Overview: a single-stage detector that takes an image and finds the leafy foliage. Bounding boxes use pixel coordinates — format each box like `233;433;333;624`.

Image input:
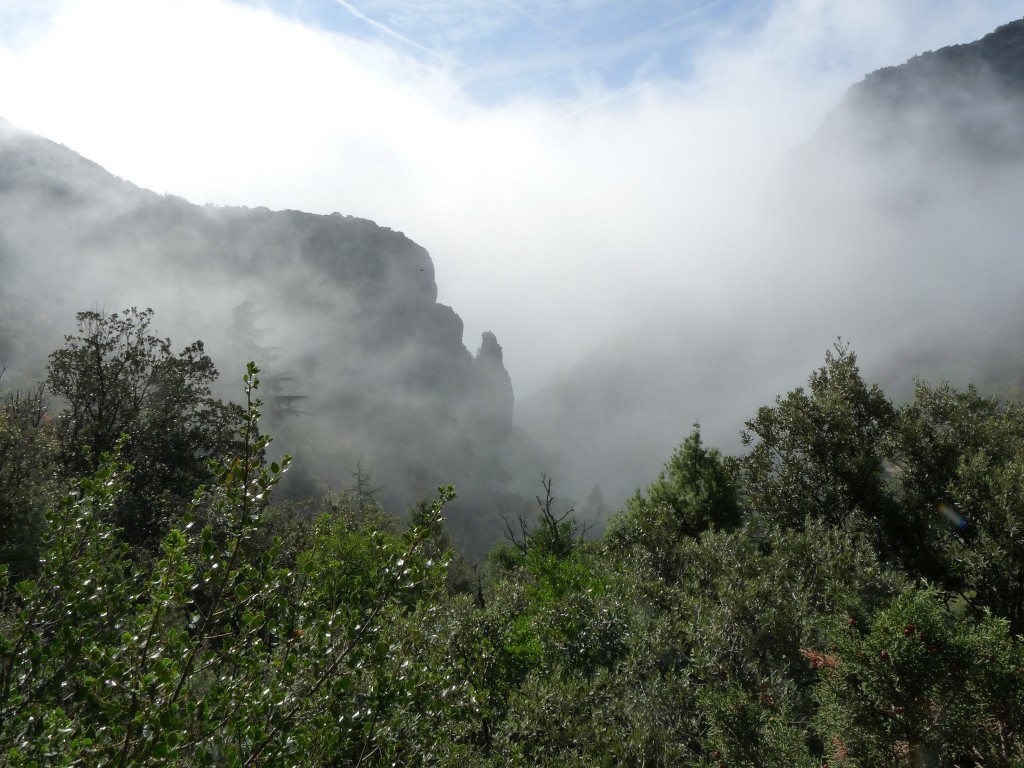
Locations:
3;323;1024;766
888;381;1024;633
0;364;454;766
812;587;1024;766
607;425;740;579
0;382;58;581
46;307;245;551
740;343;900;537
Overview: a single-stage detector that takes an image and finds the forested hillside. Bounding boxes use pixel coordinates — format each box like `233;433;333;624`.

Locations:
2;339;1023;765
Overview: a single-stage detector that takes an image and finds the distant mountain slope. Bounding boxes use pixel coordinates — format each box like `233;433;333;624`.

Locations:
860;17;1024;96
0;117;536;550
813;18;1024;165
798;14;1024;390
518;17;1024;509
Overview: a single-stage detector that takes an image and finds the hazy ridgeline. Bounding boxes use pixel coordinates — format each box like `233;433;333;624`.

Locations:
518;18;1024;506
3;19;1024;552
0;118;546;556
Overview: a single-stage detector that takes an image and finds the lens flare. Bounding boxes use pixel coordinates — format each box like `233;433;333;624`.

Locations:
936;501;967;531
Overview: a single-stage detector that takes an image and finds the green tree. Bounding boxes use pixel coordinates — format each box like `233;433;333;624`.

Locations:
46;307;244;550
0;364;455;766
0;381;58;582
950;449;1024;634
606;425;740;578
812;587;1024;766
887;381;1024;633
740;344;902;554
671;522;901;763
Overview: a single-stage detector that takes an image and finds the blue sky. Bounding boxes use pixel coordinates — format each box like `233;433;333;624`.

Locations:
1;0;1023;399
227;0;772;100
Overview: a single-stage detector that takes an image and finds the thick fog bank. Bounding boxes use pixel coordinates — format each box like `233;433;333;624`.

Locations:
519;22;1024;510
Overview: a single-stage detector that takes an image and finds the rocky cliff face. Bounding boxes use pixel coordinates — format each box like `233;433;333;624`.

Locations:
471;331;515;442
0;117;522;542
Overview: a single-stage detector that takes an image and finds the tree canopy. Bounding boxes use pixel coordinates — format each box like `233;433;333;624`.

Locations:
2;321;1024;766
46;307;244;551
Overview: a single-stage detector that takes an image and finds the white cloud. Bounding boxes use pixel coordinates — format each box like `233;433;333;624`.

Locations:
0;0;1021;406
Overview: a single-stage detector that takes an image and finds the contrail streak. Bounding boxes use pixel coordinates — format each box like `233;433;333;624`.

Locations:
331;0;438;58
493;0;561;37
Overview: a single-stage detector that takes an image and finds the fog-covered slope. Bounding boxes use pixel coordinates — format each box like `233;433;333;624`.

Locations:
0;117;539;551
518;18;1024;509
821;18;1024;158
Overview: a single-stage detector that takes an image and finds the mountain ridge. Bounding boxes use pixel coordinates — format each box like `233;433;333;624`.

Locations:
815;17;1024;162
0;116;533;551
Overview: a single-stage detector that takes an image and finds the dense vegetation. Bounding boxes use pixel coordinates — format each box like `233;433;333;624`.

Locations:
2;309;1023;766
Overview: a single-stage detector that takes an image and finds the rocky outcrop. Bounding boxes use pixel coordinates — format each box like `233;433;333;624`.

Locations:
469;331;514;441
0;118;522;526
